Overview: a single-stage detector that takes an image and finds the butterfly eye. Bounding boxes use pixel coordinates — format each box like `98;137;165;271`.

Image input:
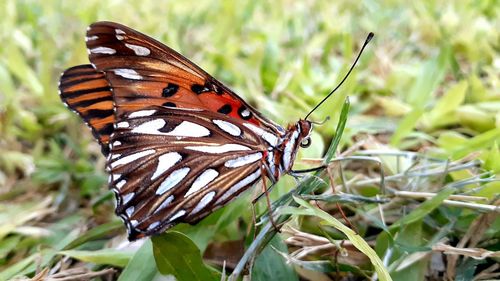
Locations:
300;137;311;148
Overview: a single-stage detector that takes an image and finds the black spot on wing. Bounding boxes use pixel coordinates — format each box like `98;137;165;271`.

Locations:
71;95;112;108
162;83;179;97
217;104;232;114
191;83;211;94
157;120;178;133
163;102;176;107
59;77;106;90
98;123;115;136
60;86;110;100
86;109;114;119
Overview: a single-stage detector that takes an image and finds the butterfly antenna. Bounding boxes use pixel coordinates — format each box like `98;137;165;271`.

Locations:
304;32;374;120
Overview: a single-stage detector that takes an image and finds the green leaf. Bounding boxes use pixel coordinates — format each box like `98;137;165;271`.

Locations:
0;197;53;240
119;240;159;281
300;193;388;204
63;221;123;250
391;222;428;280
274;249;368;276
252;235;299;281
260;41;280;92
0;235;21;260
0;249;58;279
376;186;456;262
60;248;134;267
456;105;496;132
390;108;424;147
0;254;37;280
3;44;43;96
422;80;468;129
389;187;455;231
450;128;500;159
455;258;486;281
406;47;450;106
287;196;393;281
324;98;350;163
152;232;219;281
484;142;500;173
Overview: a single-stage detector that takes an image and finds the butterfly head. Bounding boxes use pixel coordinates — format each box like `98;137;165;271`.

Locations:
297;119;313;148
276;120;313;175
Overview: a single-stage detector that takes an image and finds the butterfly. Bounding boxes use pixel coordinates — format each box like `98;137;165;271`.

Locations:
59;21;372;241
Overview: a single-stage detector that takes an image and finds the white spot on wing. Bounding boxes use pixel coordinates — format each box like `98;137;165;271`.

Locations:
129;110;156;118
225;152;262;168
116;121;129;128
125;43;151;56
131;119;164;134
85;35;98;41
115;180;126;189
185;169;219;197
131;119;210;138
191;191;216;215
168;210;186;222
240;109;251;118
114;68;142;80
122;193;135;204
126;206;134;217
243;123;278;146
267;151;276;176
185;144;251;154
215;169;261;204
156;167;190;195
213;120;241;136
112;141;122;146
90;47;116;54
151;152;182;180
147;221;160;231
110;149;155;168
154;195;174;214
114;28;126;40
167;121;210;137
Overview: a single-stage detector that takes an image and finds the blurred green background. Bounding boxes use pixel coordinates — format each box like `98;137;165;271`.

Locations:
0;0;498;280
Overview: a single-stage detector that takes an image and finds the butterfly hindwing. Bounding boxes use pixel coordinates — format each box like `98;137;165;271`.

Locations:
107;106;266;240
59;64;115;155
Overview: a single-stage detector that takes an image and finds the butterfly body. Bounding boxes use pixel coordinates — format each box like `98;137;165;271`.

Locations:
59;22;312;240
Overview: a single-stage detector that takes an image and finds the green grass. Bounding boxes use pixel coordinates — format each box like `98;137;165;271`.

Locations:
1;0;499;280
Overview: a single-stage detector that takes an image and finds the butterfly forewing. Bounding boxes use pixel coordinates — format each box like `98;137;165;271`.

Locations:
108;106;266;239
85;21;284;136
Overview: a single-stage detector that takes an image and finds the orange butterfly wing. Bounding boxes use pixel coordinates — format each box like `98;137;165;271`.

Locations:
85;21;284;136
59;22;291;240
59;64;114;155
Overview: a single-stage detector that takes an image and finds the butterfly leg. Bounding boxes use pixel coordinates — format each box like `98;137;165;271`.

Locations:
251;181;277;205
259;165;281;232
290;165;327;175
